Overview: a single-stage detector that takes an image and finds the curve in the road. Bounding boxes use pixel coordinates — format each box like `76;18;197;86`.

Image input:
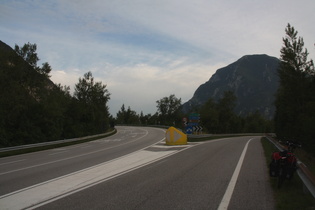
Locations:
0;140;199;210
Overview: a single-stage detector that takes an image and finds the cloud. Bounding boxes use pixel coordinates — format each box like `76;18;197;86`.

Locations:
93;60;227;116
1;0;315;116
50;70;81;91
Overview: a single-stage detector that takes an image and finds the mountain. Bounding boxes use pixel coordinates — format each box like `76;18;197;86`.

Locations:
182;54;280;119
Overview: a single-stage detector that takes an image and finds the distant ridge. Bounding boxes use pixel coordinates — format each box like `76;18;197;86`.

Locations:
182;54;280;119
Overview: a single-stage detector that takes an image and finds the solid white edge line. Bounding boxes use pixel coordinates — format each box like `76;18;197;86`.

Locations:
0;159;26;166
217;138;254;210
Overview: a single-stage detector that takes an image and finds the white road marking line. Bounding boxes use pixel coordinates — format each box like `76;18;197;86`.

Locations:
48;151;68;156
217;138;253;210
151;144;190;149
0;142;196;210
0;159;26;166
79;145;93;149
51;148;66;151
93;139;122;143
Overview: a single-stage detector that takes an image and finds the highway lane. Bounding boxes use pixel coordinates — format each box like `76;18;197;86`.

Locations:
36;136;275;210
0;126;165;196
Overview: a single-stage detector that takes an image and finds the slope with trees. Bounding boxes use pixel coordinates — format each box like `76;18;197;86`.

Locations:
0;41;111;147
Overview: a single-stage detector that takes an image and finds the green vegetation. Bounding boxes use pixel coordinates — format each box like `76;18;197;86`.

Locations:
261;137;315;210
116;91;273;134
115;94;183;126
0;42;112;147
156;94;182;126
198;91;273;134
275;24;315;155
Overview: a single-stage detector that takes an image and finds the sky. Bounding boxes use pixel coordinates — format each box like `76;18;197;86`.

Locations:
1;0;315;116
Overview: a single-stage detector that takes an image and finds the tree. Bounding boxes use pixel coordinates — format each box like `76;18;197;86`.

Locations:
243;111;268;133
217;91;239;133
156;94;182;125
14;42;39;67
72;71;111;135
116;104;127;124
74;72;110;106
199;98;219;133
125;106;140;124
1;41;113;146
14;42;51;78
1;41;68;145
38;62;52;78
275;24;315;154
280;24;314;75
116;104;140;125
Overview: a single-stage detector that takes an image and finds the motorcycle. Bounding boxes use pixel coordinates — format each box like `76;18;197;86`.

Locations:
269;149;297;188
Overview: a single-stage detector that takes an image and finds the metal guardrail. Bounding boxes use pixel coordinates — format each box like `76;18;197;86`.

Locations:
265;135;315;198
1;125;169;153
0;129;116;153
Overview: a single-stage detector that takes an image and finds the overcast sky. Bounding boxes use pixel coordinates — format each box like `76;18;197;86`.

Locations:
1;0;315;116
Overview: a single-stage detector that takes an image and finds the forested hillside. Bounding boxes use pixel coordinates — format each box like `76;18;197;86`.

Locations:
0;41;111;147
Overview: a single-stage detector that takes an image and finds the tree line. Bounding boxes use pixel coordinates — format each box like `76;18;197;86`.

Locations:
115;94;182;126
0;42;110;147
116;92;273;134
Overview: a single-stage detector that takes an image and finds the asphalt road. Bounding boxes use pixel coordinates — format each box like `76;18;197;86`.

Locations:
0;127;164;195
0;126;275;210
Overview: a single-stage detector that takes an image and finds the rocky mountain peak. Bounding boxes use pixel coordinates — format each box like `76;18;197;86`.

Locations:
182;54;280;119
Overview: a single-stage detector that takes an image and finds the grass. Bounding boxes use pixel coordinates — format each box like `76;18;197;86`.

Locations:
261;137;315;210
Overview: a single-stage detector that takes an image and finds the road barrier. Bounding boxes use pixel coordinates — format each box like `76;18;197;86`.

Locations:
0;129;116;154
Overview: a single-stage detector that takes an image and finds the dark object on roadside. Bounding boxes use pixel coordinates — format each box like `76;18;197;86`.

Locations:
269;149;297;188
